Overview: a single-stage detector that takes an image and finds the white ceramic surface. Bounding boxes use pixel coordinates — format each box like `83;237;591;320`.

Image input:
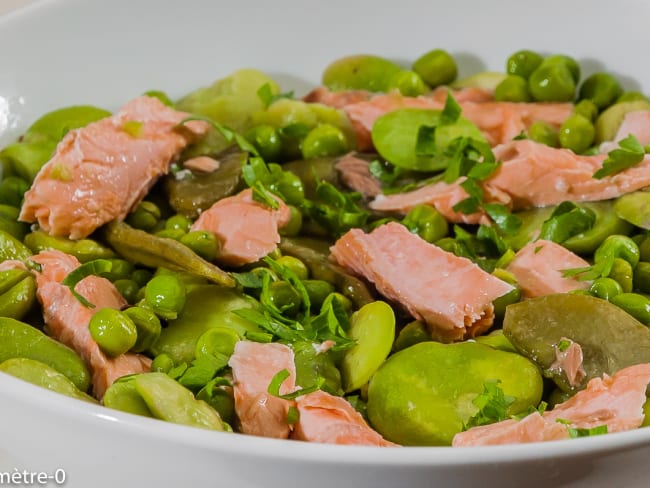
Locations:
1;1;650;487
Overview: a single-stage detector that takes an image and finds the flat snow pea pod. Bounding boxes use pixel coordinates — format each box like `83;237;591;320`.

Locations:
103;221;235;288
0;230;32;262
176;68;280;132
0;317;90;392
0;269;36;320
133;372;226;431
340;301;396;393
594;100;650;143
503;294;650;392
0;358;96;403
278;237;374;308
24;230;116;263
164;148;246;219
103;375;154;417
0;204;29;240
371;108;485;171
367;341;543;446
322;54;402;92
292;340;343;396
151;285;260;364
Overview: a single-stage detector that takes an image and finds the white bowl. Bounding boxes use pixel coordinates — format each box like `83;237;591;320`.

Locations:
1;1;650;487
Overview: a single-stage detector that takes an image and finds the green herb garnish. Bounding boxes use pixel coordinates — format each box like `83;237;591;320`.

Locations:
593;134;647;179
61;259;114;308
465;379;515;429
267;368;325;400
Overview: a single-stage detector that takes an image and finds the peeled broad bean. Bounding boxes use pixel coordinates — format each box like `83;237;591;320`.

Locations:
322;54;402;92
367;341;543;445
0;269;36;320
595;100;650;143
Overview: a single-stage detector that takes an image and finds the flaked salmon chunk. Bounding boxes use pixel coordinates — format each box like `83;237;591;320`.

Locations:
190;188;290;266
506;240;591;298
20;96;209;239
453;362;650;446
30;250;150;399
330;222;514;342
228;341;297;439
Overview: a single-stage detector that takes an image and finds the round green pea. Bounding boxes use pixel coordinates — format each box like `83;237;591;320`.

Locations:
275;171;305;206
589;277;623;300
634;262;650;294
104;259;135;282
401;204;448;243
267;281;302;315
412;49;457;87
180;230;219;261
527;121;559;147
275;255;309;280
558;114;595;153
609;258;635;293
301;124;348;160
327;292;353;313
610;292;650;325
131;269;153;288
528;62;576;102
165;214;192;233
88;308;138;357
154;228;186;241
126;201;161;231
543;54;581;83
494;75;531;102
573;99;598;122
123;306;162;353
303;279;335;309
144;274;187;321
245;124;283;162
388;70;428;96
151;353;174;374
505;50;543;79
279;205;303;237
579;72;623;110
114;279;140;304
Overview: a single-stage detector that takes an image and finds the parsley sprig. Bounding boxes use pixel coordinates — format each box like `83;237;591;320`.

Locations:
593;134;648;179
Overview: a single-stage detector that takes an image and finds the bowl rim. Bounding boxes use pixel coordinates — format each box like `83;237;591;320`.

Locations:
3;372;649;466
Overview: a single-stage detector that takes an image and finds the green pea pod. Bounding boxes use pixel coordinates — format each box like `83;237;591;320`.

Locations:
103;376;155;417
24;230;116;263
164;148;246;219
103;221;235;288
0;317;91;392
0;230;32;262
503;293;650;392
0;269;36;320
279;237;374;308
293;340;343;396
151;285;260;364
0;358;96;403
133;372;226;431
367;341;543;446
0;204;29;240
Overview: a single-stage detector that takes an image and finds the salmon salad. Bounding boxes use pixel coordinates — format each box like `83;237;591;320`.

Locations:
3;48;650;448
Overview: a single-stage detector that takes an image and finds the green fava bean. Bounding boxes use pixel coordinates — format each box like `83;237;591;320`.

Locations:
412;49;457;88
579;72;623;110
195;327;240;359
0;358;96;403
388;70;428;97
634;262;650;294
133;372;226;431
0;204;29;240
0;317;90;392
152;285;260;364
506;50;543;79
372;108;485;171
293;340;343;396
402;204;448;243
0;176;29;207
393;320;430;352
88;308;138;357
527;120;559;147
610;293;650;325
322;54;402;92
503;294;650;392
301;124;349;160
340;301;396;393
452;72;507;91
595;100;650;143
24;230;115;263
367;341;542;445
528;62;576;103
103;376;154;417
589;277;623;300
144;274;187;321
123;306;162;353
0;269;36;320
0;142;56;184
0;230;32;262
180;231;219;262
558;114;595;154
494;75;531;102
